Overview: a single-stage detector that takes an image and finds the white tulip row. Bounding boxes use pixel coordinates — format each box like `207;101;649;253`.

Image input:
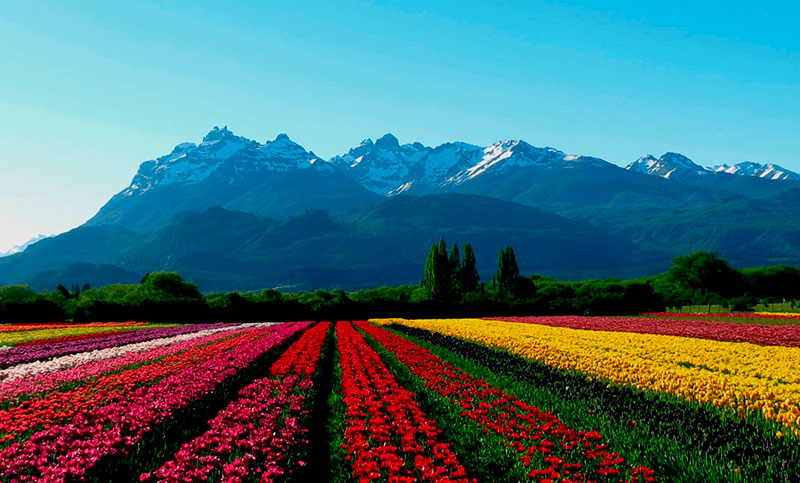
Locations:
0;323;274;384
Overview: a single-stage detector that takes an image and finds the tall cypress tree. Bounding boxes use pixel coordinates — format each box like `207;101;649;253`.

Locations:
422;243;438;298
497;245;520;297
449;243;461;296
460;243;480;293
422;239;452;301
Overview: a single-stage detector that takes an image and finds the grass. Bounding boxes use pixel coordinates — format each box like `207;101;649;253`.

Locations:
353;323;528;483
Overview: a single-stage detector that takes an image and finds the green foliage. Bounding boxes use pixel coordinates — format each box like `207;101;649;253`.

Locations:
740;265;800;301
140;272;203;301
1;251;799;321
459;243;480;294
421;239;453;301
663;251;744;304
449;243;461;295
495;246;522;299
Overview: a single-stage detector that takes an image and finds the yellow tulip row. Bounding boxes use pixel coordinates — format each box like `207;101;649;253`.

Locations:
372;318;800;436
0;323;149;346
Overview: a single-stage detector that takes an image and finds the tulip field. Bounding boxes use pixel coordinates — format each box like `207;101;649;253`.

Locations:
0;316;797;482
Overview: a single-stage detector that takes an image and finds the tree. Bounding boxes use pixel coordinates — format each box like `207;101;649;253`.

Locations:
140;272;202;301
449;243;461;295
56;285;71;299
665;251;743;303
496;246;521;297
422;239;452;301
459;243;480;294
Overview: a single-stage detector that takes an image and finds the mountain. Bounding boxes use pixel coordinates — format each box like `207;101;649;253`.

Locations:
626;152;710;180
4;125;800;292
329;134;431;195
0;234;50;258
332;135;613;196
1;195;651;291
711;162;800;181
86;126;378;231
628;188;800;267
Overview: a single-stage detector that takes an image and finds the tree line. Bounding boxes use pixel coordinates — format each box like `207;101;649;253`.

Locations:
1;246;799;323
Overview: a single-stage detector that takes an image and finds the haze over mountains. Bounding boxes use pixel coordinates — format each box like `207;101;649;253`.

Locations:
2;126;800;291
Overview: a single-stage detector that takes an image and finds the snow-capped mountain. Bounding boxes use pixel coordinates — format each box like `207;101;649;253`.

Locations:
332;135;611;196
441;140;609;186
711;161;800;181
86;126;375;230
626;153;710;180
0;234;50;258
329;134;430;195
118;126;323;198
84;125;800;234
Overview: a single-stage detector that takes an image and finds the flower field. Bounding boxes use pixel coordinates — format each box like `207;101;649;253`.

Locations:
0;315;796;482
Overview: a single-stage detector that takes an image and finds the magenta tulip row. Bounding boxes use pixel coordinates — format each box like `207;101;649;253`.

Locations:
486;315;800;347
144;322;330;482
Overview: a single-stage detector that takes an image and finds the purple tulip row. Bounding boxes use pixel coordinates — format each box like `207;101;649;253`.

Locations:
0;324;251;402
0;323;238;367
0;322;311;481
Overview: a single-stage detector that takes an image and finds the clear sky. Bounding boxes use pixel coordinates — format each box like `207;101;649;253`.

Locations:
1;1;798;251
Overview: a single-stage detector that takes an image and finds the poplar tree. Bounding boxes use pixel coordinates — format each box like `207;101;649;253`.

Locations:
496;245;520;297
449;243;461;295
422;239;451;301
460;243;480;293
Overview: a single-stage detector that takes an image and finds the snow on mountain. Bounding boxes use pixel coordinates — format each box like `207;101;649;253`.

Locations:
0;234;50;258
332;135;611;195
118;127;322;197
626;152;710;179
711;161;800;181
329;134;430;195
444;140;570;184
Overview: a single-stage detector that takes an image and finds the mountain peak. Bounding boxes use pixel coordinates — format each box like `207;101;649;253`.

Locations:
660;152;704;170
627;152;708;180
712;161;800;181
274;133;291;142
202;125;237;143
375;133;400;150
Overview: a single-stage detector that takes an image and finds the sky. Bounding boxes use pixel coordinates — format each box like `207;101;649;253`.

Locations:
1;0;799;251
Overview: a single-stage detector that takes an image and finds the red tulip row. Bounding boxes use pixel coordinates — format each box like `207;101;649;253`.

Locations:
337;322;474;483
357;322;655;483
0;322;310;481
142;322;330;483
271;321;330;379
486;315;800;347
0;326;263;445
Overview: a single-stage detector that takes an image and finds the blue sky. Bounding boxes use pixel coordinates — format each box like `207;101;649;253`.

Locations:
1;1;798;250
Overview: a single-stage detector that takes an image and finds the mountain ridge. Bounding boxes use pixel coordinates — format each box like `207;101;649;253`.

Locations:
3;126;800;292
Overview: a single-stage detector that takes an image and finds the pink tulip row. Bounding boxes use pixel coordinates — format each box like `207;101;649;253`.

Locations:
0;326;272;445
0;322;311;481
0;323;261;402
142;322;330;482
0;323;237;368
643;312;800;319
486;315;800;347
